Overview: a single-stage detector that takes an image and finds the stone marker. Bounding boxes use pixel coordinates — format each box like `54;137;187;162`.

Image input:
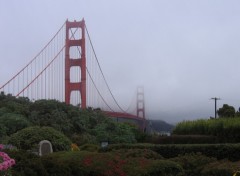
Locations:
100;141;109;148
39;140;53;156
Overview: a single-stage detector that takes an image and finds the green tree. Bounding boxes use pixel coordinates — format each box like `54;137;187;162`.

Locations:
91;120;137;143
0;92;31;116
28;99;75;135
0;91;141;144
217;104;235;118
0;113;31;136
8;126;71;151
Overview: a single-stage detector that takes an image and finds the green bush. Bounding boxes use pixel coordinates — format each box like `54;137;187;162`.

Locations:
71;133;97;146
171;153;216;176
0;113;31;136
0;94;141;145
8;149;240;176
139;160;184;176
6;150;47;176
173;118;240;142
201;160;240;176
8;126;71;151
90;121;137;144
41;151;184;176
112;148;163;160
79;144;99;152
106;143;240;161
171;153;240;176
150;135;218;144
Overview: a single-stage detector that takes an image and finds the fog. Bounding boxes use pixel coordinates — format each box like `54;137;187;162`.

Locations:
1;0;240;123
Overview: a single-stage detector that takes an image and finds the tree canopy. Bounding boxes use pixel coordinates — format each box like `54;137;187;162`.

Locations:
217;104;235;118
0;91;143;145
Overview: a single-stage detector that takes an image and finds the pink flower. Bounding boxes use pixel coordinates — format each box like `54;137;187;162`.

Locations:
3;156;10;161
1;162;8;170
0;152;8;157
9;159;15;166
0;150;16;171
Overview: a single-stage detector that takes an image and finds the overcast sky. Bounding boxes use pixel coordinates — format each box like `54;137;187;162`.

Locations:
1;0;240;123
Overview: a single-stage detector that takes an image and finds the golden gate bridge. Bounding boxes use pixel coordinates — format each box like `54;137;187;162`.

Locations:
0;19;146;130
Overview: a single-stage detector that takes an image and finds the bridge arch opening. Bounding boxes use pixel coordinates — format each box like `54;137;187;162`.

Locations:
70;66;81;83
69;46;81;59
138;102;144;109
70;90;81;106
138;111;144;118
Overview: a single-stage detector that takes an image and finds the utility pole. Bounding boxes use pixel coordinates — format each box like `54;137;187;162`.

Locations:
211;97;221;118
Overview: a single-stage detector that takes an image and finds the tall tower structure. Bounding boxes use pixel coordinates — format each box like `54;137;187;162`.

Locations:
137;87;146;131
65;19;86;108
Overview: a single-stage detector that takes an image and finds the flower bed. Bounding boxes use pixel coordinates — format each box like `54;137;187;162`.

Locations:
0;144;15;173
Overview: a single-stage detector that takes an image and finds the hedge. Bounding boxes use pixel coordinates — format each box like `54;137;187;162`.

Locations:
173;118;240;143
5;149;240;176
105;143;240;161
170;153;240;176
5;150;184;176
42;151;184;176
111;148;163;160
149;135;219;144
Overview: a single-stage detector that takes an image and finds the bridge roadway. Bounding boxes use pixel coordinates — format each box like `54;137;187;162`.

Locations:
104;111;146;130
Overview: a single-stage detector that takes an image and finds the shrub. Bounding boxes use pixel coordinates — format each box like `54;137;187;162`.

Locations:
71;133;97;146
139;160;184;176
201;160;240;176
6;148;240;176
41;151;184;176
112;148;163;160
0;113;31;136
173;118;240;142
0;145;16;175
171;153;216;176
8;126;71;151
6;150;47;176
90;121;137;144
106;143;240;161
150;135;219;144
79;144;99;152
173;119;208;135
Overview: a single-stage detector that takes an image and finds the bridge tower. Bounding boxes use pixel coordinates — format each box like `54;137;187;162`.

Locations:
65;19;86;108
137;87;146;131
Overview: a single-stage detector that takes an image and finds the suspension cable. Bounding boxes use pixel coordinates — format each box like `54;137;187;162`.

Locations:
85;24;127;113
16;46;65;97
69;29;114;111
0;21;66;90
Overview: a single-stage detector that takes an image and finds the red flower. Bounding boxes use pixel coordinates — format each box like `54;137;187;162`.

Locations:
83;156;93;166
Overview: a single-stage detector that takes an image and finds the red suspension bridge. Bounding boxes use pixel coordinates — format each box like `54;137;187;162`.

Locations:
0;19;146;130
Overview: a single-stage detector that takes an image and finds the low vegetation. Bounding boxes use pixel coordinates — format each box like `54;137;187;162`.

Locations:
2;92;240;175
5;148;240;176
147;134;218;144
173;118;240;142
106;143;240;161
0;92;144;147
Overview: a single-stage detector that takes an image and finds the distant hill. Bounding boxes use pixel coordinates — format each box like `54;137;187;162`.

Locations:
146;120;175;133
